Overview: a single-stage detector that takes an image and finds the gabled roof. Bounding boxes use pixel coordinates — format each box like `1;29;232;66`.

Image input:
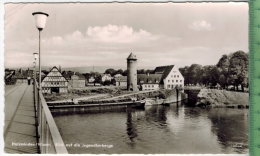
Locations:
127;52;137;60
154;65;174;80
62;71;86;80
42;66;68;82
137;74;163;84
63;71;74;80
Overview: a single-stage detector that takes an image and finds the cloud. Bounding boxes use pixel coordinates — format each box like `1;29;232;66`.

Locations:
189;20;214;31
86;24;155;43
5;25;184;68
66;30;84;41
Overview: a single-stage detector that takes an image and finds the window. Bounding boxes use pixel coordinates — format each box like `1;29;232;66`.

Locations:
152;85;154;88
172;80;174;82
180;80;182;82
174;75;176;78
176;80;178;82
177;75;179;78
168;80;170;82
171;75;173;78
148;85;150;88
168;85;170;88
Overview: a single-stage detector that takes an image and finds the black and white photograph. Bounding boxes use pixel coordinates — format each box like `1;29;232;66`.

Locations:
3;2;249;154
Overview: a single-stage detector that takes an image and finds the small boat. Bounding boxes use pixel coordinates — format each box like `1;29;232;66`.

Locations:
145;98;165;106
47;98;145;108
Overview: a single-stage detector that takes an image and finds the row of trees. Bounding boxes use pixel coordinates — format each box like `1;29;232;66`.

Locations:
179;51;248;91
88;68;155;85
104;68;155;76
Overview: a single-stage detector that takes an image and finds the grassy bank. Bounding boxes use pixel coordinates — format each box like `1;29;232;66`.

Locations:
196;89;249;108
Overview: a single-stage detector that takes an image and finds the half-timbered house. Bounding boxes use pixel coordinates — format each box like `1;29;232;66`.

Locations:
41;66;69;93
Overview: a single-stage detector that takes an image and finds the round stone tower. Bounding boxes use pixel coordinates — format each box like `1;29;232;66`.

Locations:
127;52;138;91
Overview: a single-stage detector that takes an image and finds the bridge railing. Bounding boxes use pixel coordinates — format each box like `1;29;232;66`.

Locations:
34;81;68;154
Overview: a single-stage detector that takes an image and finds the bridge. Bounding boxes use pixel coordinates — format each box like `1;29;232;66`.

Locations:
4;82;68;154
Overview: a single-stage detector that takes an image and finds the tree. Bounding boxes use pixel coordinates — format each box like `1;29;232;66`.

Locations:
209;66;221;86
103;80;111;86
228;51;248;91
111;78;116;85
123;70;128;76
145;69;154;74
105;68;116;75
137;69;145;74
188;64;203;85
94;74;102;84
217;54;231;89
116;69;124;75
179;66;189;85
200;65;212;86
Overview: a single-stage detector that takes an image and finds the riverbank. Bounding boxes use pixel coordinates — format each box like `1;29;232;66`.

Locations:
196;89;249;108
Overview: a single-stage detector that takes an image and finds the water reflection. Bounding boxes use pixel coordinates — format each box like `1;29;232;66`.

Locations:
126;108;138;144
52;101;248;154
207;108;249;153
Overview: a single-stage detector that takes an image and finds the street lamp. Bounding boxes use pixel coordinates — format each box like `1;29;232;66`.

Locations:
32;12;49;89
33;53;38;61
33;61;36;81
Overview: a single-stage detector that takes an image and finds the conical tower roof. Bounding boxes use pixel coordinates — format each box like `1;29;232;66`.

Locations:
127;52;137;60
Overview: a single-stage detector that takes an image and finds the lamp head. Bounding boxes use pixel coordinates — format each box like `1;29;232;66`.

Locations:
33;53;38;60
32;12;49;31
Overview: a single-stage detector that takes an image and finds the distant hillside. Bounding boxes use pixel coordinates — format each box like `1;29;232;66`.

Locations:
61;66;126;73
7;66;156;74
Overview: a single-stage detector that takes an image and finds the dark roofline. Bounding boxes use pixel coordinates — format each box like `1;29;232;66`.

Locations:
42;66;69;82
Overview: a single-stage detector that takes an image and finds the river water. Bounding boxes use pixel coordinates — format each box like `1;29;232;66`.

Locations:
52;101;248;154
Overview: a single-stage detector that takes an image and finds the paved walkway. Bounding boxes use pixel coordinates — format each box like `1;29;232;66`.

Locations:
4;85;39;154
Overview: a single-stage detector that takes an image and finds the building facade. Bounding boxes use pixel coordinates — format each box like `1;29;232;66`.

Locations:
70;74;85;88
101;74;112;82
127;53;138;91
115;76;127;86
137;74;162;91
41;66;69;93
88;76;95;83
154;65;184;89
63;71;85;88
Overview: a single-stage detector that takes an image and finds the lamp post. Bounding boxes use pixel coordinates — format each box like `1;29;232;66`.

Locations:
32;12;49;90
33;53;38;83
33;61;36;83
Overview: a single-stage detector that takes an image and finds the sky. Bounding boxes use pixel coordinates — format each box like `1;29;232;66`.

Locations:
4;2;248;69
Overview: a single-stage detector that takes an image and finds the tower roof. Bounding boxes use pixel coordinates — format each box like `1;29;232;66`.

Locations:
127;52;137;60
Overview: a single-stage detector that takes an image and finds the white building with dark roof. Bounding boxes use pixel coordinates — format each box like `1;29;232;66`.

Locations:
154;65;184;89
136;65;184;90
115;76;127;87
137;74;162;90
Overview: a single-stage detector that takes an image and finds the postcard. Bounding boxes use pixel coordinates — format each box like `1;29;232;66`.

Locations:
2;1;249;155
